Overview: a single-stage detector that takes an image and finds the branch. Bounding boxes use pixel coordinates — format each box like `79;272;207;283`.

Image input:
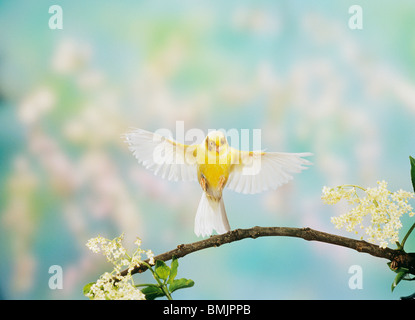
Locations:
120;226;415;277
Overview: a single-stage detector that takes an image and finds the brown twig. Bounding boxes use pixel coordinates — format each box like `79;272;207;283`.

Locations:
120;226;415;277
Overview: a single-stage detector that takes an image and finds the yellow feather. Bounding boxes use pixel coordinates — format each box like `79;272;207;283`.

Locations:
196;133;232;199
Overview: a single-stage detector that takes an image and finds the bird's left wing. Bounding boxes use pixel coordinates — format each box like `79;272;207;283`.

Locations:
226;148;312;194
124;128;198;182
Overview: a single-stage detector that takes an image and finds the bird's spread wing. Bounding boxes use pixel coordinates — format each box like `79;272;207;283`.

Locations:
124;128;198;182
226;148;312;194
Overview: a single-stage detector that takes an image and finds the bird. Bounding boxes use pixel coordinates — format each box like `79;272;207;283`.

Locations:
124;128;312;237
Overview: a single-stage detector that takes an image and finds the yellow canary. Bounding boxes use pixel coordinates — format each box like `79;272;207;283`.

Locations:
125;129;312;237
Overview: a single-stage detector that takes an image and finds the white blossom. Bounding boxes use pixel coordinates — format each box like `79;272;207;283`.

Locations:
322;181;415;249
85;233;156;300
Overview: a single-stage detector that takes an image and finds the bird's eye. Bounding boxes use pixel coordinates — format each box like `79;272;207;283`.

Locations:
220;138;225;145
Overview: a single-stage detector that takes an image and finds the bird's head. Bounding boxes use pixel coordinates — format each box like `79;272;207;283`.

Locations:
205;131;228;155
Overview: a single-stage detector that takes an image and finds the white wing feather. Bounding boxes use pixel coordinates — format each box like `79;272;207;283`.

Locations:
124;128;198;182
226;149;312;194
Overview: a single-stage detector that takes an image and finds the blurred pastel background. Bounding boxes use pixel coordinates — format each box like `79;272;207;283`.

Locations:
1;0;415;300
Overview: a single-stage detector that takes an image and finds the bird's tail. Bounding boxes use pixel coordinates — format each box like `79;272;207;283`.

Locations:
194;193;230;237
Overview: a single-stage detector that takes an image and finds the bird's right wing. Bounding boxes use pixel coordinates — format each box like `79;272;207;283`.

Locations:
226;148;312;194
124;128;198;182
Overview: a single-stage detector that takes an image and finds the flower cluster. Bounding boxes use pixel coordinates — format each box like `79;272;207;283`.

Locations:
86;271;145;300
85;234;155;300
322;181;415;249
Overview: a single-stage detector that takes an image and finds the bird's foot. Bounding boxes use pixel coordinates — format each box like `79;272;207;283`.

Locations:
218;175;226;191
200;176;207;192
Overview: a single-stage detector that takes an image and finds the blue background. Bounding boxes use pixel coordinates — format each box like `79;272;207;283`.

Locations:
1;0;415;299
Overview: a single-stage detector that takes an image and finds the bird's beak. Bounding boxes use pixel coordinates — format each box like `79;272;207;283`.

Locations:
216;144;220;153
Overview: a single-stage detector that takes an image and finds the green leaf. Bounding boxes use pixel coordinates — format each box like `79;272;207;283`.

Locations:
169;278;195;293
387;262;396;272
83;282;95;298
155;260;170;281
387;262;410;274
410;156;415;193
141;286;166;300
392;271;409;292
168;256;179;284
